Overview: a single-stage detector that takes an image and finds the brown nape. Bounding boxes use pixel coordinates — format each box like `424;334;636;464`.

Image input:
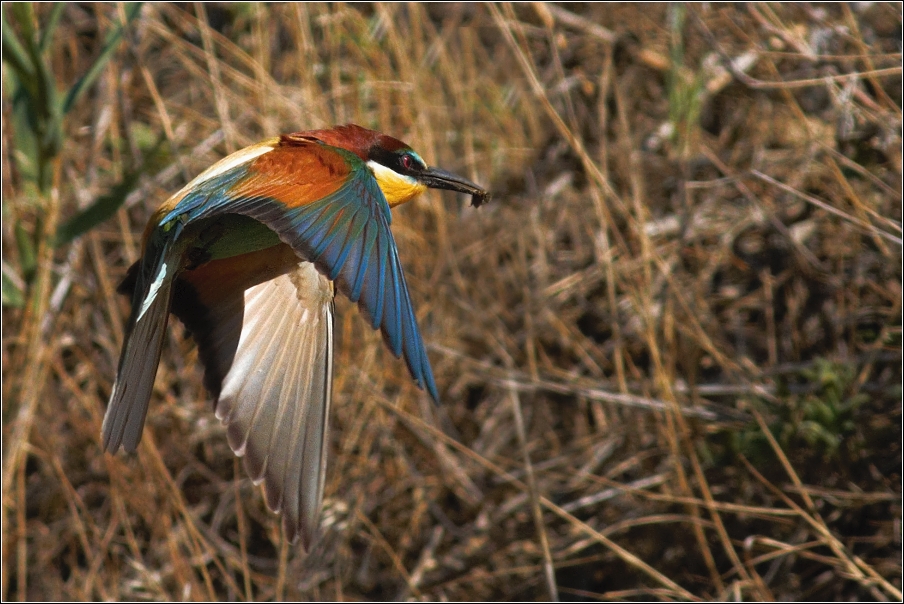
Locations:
285;123;390;161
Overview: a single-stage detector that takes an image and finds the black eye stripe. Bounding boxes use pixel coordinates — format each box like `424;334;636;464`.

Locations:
369;148;424;176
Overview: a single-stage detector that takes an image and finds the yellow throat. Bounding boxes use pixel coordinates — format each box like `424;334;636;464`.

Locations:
367;160;428;207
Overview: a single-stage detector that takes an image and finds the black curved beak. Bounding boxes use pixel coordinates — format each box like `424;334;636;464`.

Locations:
419;167;491;207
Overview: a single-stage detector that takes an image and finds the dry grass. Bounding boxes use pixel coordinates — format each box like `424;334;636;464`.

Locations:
2;3;901;601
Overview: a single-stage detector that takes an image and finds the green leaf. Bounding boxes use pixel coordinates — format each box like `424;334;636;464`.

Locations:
15;222;37;279
54;171;141;247
9;88;40;181
1;7;35;86
8;4;36;49
62;3;143;115
54;130;167;246
3;4;143;194
1;262;26;308
38;3;65;53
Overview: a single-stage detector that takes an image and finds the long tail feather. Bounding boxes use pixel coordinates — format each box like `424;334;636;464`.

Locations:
102;260;175;452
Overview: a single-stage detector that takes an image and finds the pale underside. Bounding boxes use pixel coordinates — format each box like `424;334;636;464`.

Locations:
213;262;335;547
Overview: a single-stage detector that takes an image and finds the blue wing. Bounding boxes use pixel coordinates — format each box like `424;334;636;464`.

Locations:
164;143;440;403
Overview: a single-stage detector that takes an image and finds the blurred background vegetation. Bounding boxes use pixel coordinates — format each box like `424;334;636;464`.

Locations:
2;3;901;600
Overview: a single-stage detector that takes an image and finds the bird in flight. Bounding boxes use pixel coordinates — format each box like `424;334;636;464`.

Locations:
103;124;489;548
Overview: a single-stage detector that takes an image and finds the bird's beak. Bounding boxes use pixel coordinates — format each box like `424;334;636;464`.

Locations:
419;167;490;207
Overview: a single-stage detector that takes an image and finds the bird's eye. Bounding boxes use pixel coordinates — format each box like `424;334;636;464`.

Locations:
400;153;414;170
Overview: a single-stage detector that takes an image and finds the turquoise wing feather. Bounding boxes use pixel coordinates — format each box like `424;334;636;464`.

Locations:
163;147;440;403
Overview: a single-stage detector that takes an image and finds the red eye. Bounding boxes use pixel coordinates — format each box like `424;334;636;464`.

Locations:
400;154;413;170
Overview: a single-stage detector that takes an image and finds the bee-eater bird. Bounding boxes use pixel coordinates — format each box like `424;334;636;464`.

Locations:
103;124;488;548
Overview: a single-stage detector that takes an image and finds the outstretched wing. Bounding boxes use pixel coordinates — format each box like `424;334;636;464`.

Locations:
162;138;439;402
173;254;334;547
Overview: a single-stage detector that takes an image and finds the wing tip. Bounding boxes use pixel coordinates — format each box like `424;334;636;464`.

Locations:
101;431;120;454
425;376;441;406
258;480;320;551
100;423;141;454
101;382;145;454
417;358;441;405
283;513;317;551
